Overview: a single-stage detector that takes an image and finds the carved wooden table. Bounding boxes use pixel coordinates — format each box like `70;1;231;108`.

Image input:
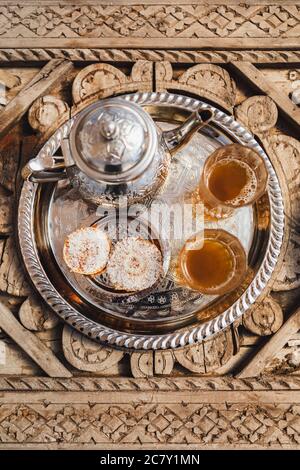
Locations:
0;0;300;450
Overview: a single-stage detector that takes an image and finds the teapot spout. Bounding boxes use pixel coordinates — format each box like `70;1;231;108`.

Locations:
163;108;213;155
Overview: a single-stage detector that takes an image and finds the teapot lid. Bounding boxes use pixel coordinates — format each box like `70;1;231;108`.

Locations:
69;98;157;184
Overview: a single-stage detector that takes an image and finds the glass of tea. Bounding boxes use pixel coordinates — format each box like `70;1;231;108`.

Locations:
199;144;268;218
178;229;247;295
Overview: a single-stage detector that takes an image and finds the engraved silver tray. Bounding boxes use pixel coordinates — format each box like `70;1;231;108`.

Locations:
18;92;284;350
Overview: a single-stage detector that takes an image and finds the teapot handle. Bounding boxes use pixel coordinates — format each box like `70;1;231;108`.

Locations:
22;154;67;183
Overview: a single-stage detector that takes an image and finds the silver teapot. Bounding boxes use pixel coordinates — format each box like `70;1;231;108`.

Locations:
23;96;212;206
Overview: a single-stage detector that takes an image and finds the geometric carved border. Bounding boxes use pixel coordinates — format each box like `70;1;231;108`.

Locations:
0;377;300;449
0;376;300;392
0;376;300;448
2;49;300;64
2;2;300;65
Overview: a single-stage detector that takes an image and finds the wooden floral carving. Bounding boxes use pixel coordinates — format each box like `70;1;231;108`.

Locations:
130;351;154;378
174;343;206;374
72;60;153;107
243;296;284;336
62;326;124;373
130;60;153;84
154;351;174;375
235;95;278;134
28;95;69;133
174;329;234;374
72;63;127;104
266;134;300;291
156;62;236;111
19;295;60;332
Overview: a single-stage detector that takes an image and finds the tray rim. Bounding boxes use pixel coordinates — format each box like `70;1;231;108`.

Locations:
18;91;285;350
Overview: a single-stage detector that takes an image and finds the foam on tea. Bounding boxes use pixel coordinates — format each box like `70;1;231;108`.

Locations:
207;157;257;207
180;239;234;291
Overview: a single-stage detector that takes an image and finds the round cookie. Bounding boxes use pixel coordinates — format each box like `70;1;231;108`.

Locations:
107;237;163;292
63;226;111;276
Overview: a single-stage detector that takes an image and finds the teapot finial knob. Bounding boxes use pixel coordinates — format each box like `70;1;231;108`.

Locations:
99;116;119;140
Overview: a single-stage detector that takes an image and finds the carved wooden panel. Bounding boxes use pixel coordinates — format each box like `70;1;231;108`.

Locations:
0;377;300;449
0;0;300;450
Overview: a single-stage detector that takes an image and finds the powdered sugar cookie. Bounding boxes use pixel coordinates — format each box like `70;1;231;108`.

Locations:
63;226;111;276
107;237;163;292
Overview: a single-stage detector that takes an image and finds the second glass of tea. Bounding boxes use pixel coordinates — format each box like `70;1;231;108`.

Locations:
178;229;247;295
199;144;269;218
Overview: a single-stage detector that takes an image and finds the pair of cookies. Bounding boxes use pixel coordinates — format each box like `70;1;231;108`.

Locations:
63;226;163;292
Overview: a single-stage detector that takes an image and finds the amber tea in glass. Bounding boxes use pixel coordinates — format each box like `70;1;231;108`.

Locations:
179;229;247;295
199;144;268;218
